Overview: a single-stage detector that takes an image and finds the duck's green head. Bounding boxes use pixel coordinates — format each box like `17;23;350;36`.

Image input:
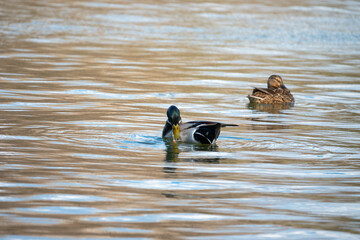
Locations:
166;105;182;140
267;75;285;89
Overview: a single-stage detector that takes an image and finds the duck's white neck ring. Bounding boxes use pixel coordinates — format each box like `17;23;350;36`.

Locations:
166;120;182;125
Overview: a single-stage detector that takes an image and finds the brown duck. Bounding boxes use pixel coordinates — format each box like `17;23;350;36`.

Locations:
248;75;295;104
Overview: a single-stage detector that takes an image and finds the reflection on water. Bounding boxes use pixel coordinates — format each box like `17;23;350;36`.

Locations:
1;0;360;239
164;141;220;173
164;141;180;162
247;102;294;114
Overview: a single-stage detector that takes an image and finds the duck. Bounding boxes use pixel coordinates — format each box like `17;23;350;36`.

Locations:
248;75;295;104
162;105;238;144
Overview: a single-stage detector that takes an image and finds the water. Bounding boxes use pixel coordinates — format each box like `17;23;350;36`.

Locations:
1;0;360;239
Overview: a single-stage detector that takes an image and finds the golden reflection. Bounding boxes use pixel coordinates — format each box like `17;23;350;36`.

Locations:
164;140;180;162
247;120;290;131
247;102;294;114
163;141;220;173
246;103;292;130
2;0;359;238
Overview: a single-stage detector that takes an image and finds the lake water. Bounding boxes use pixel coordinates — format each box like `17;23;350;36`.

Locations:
1;0;360;239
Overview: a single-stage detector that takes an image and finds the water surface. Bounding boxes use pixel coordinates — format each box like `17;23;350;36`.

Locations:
1;0;360;239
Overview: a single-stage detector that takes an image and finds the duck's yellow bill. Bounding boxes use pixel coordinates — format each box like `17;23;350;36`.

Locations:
172;124;180;141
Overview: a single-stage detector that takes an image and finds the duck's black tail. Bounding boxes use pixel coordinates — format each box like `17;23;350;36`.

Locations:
220;123;238;127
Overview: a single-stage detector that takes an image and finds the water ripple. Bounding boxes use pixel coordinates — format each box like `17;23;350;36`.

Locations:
1;0;360;239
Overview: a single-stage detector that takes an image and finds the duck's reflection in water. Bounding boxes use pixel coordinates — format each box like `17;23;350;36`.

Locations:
163;140;220;173
247;103;294;131
247;118;290;131
247;102;294;114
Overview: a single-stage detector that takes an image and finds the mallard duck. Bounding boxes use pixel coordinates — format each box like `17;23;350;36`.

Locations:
248;75;295;104
162;105;238;144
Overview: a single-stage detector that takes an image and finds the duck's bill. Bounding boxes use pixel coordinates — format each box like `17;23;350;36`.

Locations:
172;124;180;141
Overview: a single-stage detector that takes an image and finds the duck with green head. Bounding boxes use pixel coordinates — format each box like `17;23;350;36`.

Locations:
162;105;238;144
248;75;295;104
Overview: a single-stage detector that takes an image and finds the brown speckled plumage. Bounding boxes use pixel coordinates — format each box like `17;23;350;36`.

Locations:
247;75;295;104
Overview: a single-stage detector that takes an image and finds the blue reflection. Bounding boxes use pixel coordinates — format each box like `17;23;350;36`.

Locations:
16;206;104;215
